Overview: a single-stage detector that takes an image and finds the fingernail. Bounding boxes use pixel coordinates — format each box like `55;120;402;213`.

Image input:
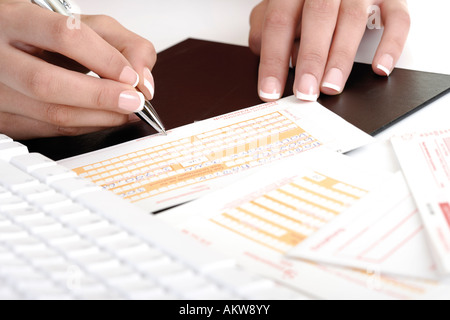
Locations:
143;67;155;99
377;54;394;76
322;68;344;93
296;73;319;101
118;90;145;112
259;76;281;100
119;66;140;87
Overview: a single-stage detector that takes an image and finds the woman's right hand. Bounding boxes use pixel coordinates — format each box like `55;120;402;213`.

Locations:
0;1;157;140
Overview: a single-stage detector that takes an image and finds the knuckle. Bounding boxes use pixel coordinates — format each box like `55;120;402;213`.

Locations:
93;14;119;27
389;35;406;53
92;85;114;109
139;41;157;65
45;104;71;127
26;71;52;100
340;4;368;23
248;29;262;53
394;8;411;29
305;0;337;15
0;3;24;32
299;50;326;67
103;50;122;70
261;55;288;70
264;10;296;30
49;17;81;49
329;49;354;65
123;37;157;68
0;3;14;22
146;42;157;62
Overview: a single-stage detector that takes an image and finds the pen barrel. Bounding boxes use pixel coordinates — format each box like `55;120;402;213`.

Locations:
32;0;72;16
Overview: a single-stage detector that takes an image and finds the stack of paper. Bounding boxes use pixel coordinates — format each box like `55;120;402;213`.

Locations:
60;96;373;212
391;130;450;275
60;97;450;299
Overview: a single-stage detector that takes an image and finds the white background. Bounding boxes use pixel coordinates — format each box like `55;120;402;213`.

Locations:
74;0;450;173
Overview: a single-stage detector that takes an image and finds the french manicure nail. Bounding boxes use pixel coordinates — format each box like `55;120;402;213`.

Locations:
377;54;394;76
259;76;281;100
118;90;145;112
296;73;319;101
322;68;344;93
143;67;155;99
119;66;140;87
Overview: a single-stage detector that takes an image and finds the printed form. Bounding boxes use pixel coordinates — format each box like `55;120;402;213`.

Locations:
288;172;450;282
391;130;450;275
159;150;450;299
60;96;373;212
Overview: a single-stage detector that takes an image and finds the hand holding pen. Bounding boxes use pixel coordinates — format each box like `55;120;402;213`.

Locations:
0;0;164;139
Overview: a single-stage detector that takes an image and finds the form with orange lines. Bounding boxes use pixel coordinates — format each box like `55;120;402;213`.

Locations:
60;96;373;212
160;150;450;299
288;172;448;281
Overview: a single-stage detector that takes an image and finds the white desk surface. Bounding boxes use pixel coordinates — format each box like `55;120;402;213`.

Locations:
74;0;450;173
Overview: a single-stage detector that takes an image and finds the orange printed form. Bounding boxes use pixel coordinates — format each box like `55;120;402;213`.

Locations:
288;171;450;286
392;129;450;275
160;149;450;299
59;96;373;212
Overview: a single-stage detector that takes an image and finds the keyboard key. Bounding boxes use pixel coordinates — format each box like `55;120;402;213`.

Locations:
82;225;125;242
46;204;91;220
0;134;12;144
10;153;56;173
51;177;101;198
116;243;162;260
75;252;119;271
0;196;29;212
0;142;28;161
31;165;77;184
16;184;57;201
0;186;12;199
20;217;61;234
0;161;39;191
34;228;76;242
53;239;92;254
31;194;72;211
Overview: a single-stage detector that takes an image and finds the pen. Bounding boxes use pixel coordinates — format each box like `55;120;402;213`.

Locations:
31;0;167;135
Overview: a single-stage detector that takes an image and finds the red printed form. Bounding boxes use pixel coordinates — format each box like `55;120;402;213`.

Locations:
59;96;373;212
159;150;450;299
391;130;450;275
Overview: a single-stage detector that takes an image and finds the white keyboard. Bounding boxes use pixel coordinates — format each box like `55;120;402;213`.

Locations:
0;134;305;300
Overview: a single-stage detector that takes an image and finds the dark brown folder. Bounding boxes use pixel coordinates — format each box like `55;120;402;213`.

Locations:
22;38;450;161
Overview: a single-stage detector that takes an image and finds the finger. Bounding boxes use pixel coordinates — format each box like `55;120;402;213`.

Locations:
2;3;140;86
248;0;269;55
0;112;111;140
321;0;369;95
294;0;341;101
82;15;158;100
258;0;304;102
249;1;302;68
372;0;410;76
0;46;145;114
0;82;131;128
